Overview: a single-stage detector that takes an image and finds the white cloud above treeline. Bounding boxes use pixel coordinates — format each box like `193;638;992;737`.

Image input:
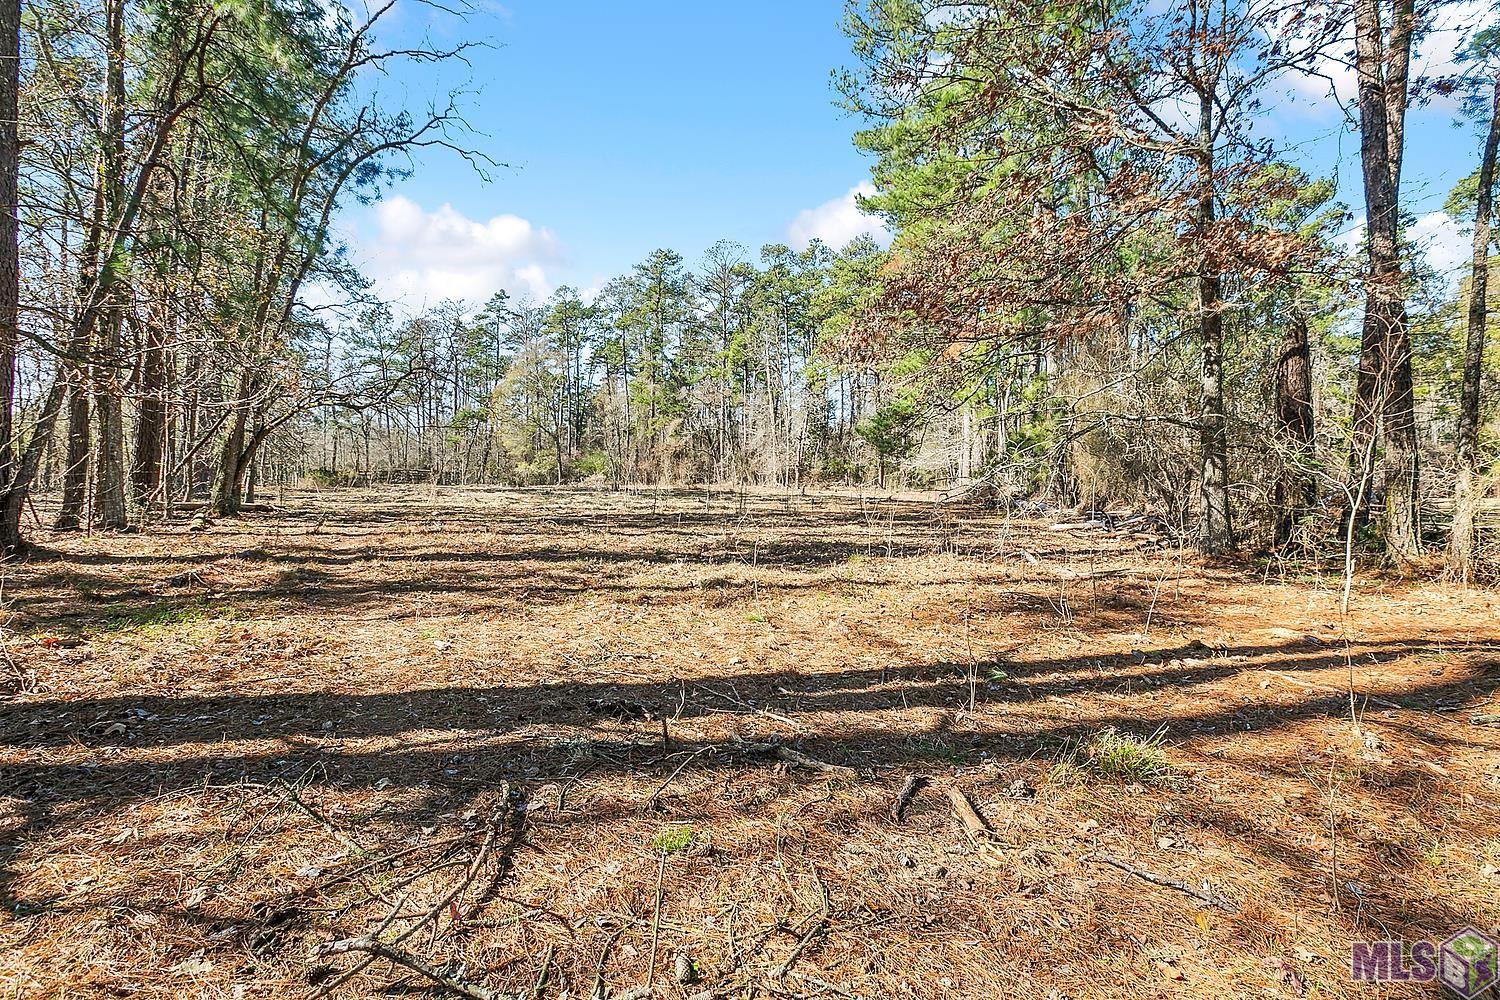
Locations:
361;196;559;307
1409;210;1469;279
1281;0;1490;112
788;182;891;251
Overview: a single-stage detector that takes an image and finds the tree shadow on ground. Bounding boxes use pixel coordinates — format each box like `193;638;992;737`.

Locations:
4;640;1497;947
0;638;1463;750
6;488;1494;991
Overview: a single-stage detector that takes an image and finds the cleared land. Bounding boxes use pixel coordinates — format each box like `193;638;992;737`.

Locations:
2;487;1498;999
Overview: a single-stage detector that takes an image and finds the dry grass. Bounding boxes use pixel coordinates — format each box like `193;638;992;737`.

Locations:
2;485;1498;999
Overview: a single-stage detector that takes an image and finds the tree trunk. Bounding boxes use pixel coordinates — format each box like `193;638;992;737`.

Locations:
0;0;15;491
1382;309;1421;555
89;0;129;530
92;309;128;528
1348;0;1417;555
214;377;252;514
1194;88;1233;554
1381;0;1421;557
1274;311;1316;548
0;376;69;554
1198;269;1234;553
131;314;170;506
0;0;48;557
1448;77;1500;581
55;387;91;529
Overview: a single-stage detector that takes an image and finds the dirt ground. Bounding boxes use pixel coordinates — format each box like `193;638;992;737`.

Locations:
2;485;1499;1000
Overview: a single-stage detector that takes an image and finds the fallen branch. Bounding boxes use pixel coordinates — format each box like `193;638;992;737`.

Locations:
942;786;1017;865
589;920;635;1000
1087;853;1237;912
530;942;554;997
278;780;366;855
315;835;469;893
646;851;667;989
459;789;529;923
317;786;513;995
945;785;991;840
773;876;831;980
777;746;857;779
696;684;807;731
890;774;927;822
773;915;830;981
645;746;719;812
316;937;509;1000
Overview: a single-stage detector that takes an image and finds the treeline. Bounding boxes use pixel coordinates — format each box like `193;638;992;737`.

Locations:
833;0;1500;575
0;0;477;551
294;235;1089;497
1;0;1498;577
297;240;911;490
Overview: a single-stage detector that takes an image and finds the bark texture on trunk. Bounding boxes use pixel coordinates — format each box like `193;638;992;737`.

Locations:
0;0;37;557
93;311;128;528
1382;308;1421;555
1274;311;1316;548
1;376;68;554
55;387;91;529
1194;87;1233;554
1198;269;1233;553
131;315;170;506
213;385;251;515
1348;0;1419;555
90;0;129;530
1380;0;1421;557
1448;77;1500;581
0;0;15;486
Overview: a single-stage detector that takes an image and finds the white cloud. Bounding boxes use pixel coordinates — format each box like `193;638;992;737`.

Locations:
1413;1;1494;113
579;276;608;304
1410;210;1470;279
358;195;560;308
1283;56;1356;110
788;183;891;251
1271;0;1488;115
1336;210;1471;284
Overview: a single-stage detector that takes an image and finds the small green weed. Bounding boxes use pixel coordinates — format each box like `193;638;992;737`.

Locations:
99;602;233;635
652;825;694;854
1052;727;1177;786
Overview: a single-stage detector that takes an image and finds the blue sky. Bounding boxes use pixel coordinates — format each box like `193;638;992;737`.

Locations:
347;0;886;309
345;0;1484;313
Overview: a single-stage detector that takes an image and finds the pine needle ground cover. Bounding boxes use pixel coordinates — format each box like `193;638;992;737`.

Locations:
2;487;1497;999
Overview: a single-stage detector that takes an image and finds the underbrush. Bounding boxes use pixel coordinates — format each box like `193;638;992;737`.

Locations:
1051;727;1178;787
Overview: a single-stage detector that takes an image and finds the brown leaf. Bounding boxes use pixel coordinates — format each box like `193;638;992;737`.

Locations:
1261;956;1306;996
